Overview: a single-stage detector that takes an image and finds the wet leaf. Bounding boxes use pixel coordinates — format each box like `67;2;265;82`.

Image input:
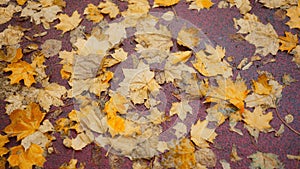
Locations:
55;11;82;34
8;144;46;169
4;103;45;141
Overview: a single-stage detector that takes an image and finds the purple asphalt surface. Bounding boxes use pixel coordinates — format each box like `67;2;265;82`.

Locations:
0;0;300;168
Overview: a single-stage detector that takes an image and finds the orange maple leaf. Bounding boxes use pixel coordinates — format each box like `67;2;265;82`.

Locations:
7;144;46;169
0;135;9;157
4;103;45;141
103;93;128;136
279;32;298;53
4;60;37;87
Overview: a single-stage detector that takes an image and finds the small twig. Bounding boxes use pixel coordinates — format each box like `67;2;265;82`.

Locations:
275;108;300;136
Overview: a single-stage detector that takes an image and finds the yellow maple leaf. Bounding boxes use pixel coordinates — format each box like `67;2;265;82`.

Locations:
121;0;150;17
243;106;273;132
162;138;197;169
206;77;249;113
279;32;298;52
191;119;217;148
4;60;37;87
0;135;9;157
192;44;233;78
153;0;180;7
169;51;192;64
59;159;84;169
98;0;119;18
234;0;251;14
37;82;67;111
119;62;160;105
252;73;272;95
104;92;128;115
4;103;45;141
170;100;192;121
102;48;128;68
7;144;46;169
104;93;128;136
55;11;82;34
84;3;103;23
187;0;214;11
286;1;300;30
16;0;27;5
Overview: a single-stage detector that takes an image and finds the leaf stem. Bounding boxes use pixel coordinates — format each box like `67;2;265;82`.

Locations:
275;108;300;136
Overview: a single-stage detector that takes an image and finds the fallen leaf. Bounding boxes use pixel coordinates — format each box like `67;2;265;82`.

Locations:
63;132;94;150
98;0;119;18
290;45;300;67
230;144;242;162
103;48;128;67
121;0;150;17
234;13;279;56
21;2;62;29
245;72;282;109
104;92;128;115
177;26;200;49
21;131;49;151
243;106;273;141
287;154;300;160
0;46;23;63
234;0;251;14
4;103;45;141
206;77;249;113
274;124;284;137
187;0;214;11
0;25;24;49
0;135;9;157
282;73;296;86
4;61;36;87
59;159;85;169
37;82;67;111
118;62;160;105
8;144;46;169
252;74;272;95
41;39;62;58
192;44;233;78
220;159;231;169
17;0;27;6
195;148;217;167
169;51;192;64
170;100;192;121
259;0;297;8
191;119;217;147
173;122;187;138
162;138;197;169
248;151;284;169
55;11;82;34
286;1;300;29
84;3;103;23
279;32;298;52
0;3;22;24
153;0;180;7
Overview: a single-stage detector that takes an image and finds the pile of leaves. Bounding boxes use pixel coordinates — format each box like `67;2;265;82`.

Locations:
0;0;299;168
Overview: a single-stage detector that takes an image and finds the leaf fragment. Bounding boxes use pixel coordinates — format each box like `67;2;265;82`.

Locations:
248;151;284;169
